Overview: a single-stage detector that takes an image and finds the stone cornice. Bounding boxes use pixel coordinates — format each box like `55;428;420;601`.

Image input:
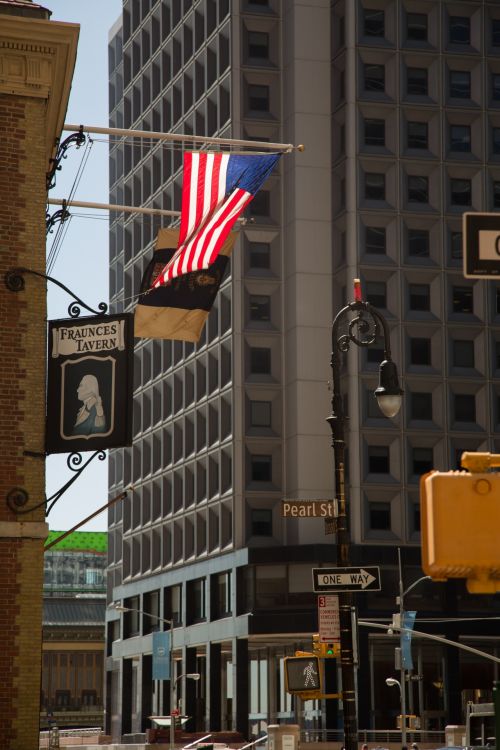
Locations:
0;14;79;162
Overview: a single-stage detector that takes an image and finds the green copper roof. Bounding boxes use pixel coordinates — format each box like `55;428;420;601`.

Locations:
45;530;107;552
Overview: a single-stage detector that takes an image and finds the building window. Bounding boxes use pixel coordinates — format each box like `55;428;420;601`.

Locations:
250;347;271;374
365;226;386;254
363;8;384;37
249;190;270;217
407;175;429;203
496;341;500;369
251;454;272;482
408;228;429;257
406;12;427;42
413;503;421;532
409;283;430;311
452;286;473;313
249;241;270;269
364;118;385;146
493;75;500;102
449;70;471;99
493;181;500;209
412;447;434;475
368;445;390;473
410;337;431;365
188;578;206;622
450;178;471;207
454;394;476;422
248;31;269;59
410;392;433;420
250;295;271;321
451;231;463;260
407;121;428;149
493;128;500;155
250;400;271;428
369;501;391;530
251;508;272;536
453;339;474;367
493;19;500;47
497;288;500;315
248;84;270;111
449;16;470;45
365;172;385;200
450;124;471;153
213;571;231;618
366;281;386;308
364;63;385;93
407;67;428;96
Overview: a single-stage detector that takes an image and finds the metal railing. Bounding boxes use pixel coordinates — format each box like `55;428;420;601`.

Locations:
301;728;446;745
39;727;103;748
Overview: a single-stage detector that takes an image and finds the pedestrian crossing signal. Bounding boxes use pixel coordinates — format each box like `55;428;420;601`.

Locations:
284;656;323;695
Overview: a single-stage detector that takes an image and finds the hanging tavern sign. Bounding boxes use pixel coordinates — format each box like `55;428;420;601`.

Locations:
46;314;134;454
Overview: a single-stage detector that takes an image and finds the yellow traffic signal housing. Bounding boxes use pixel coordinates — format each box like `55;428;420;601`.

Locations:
421;458;500;593
312;633;340;658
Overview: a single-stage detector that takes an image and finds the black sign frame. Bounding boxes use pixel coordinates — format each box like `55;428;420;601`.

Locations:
463;212;500;279
46;313;134;454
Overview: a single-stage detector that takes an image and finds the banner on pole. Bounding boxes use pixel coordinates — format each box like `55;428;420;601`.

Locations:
401;610;417;670
152;631;171;680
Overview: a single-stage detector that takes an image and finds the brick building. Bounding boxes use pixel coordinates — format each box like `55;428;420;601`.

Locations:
0;2;77;747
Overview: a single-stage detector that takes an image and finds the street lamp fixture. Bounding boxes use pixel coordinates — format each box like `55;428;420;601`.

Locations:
386;677;401;689
328;280;403;750
385;677;405;748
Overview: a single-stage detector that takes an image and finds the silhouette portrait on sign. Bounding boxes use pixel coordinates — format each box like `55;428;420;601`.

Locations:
72;373;107;436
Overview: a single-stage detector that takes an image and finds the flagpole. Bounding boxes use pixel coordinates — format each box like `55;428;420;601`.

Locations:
47;198;180;218
63;123;304;153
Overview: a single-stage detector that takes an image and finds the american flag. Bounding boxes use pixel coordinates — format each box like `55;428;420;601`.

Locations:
152;151;280;287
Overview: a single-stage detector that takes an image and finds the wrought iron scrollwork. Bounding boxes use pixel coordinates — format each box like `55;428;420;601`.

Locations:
46;201;71;235
4;267;108;318
46;127;86;191
6;450;106;516
337;306;380;352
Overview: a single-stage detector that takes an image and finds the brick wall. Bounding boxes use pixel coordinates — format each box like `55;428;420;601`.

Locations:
0;93;48;749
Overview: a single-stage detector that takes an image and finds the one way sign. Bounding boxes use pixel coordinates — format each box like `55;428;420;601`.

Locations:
312;567;381;593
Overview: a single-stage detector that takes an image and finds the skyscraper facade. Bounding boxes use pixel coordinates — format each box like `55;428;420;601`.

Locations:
106;0;500;742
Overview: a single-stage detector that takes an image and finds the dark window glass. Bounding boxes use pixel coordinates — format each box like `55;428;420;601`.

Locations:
369;501;391;530
249;241;270;269
365;172;385;200
453;340;474;367
339;16;345;47
408;175;429;203
365;226;386;254
454;394;476;422
248;31;269;59
250;401;271;427
493;128;500;155
251;454;272;482
408;228;429;257
493;75;500;102
249;190;270;217
248;84;269;111
410;392;433;420
494;181;500;209
496;341;500;368
452;286;473;314
413;504;421;532
412;447;434;475
409;283;430;311
410;337;431;365
363;9;385;37
366;281;386;308
407;12;427;41
407;121;428;149
368;445;390;473
364;63;385;92
250;347;271;374
364;118;385;146
367;346;384;363
493;19;500;47
407;67;428;95
449;16;470;45
451;231;463;260
450;124;471;152
339;71;345;100
450;178;471;206
449;70;471;99
249;295;271;321
496;288;500;315
251;508;272;536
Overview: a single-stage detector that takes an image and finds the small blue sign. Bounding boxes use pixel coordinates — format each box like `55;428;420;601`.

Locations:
401;611;416;670
153;631;171;680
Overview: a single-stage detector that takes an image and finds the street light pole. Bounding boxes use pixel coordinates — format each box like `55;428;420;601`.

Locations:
327;280;403;750
386;677;405;747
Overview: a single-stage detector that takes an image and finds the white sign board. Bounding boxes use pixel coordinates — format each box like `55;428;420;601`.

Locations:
317;594;340;643
463;212;500;278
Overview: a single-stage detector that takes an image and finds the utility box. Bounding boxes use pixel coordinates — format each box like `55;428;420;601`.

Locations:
445;724;466;747
268;724;300;750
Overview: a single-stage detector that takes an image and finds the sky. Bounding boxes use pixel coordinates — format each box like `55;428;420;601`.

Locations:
45;0;122;532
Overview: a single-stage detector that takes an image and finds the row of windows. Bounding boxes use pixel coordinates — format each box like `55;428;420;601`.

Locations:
365;437;488;478
362;225;462;259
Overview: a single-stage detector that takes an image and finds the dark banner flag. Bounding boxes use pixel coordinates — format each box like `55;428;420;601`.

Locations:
134;227;236;342
46;313;134;454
